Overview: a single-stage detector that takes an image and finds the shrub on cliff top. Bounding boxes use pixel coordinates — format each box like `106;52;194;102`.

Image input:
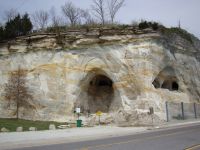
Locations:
139;21;149;29
138;21;159;30
160;27;193;44
0;26;4;41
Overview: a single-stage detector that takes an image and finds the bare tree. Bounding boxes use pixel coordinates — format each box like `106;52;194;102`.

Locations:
32;10;49;30
4;67;35;119
81;9;96;25
92;0;106;25
107;0;124;24
3;8;18;21
61;2;83;26
49;7;64;28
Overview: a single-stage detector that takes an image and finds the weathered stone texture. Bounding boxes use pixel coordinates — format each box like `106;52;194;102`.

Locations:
0;30;199;126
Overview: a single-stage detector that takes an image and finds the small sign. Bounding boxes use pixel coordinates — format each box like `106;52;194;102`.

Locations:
96;111;102;116
76;108;81;113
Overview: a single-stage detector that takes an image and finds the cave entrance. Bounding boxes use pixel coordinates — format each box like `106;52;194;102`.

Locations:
152;66;179;91
161;80;171;90
161;80;179;91
87;75;114;113
172;81;179;91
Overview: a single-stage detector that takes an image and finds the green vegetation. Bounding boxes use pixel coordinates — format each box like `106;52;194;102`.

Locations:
0;0;196;45
0;118;66;132
0;13;32;42
0;10;194;46
0;26;4;41
160;27;193;44
45;23;126;33
138;21;159;30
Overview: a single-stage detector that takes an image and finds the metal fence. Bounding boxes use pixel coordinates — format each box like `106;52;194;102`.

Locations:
165;102;200;122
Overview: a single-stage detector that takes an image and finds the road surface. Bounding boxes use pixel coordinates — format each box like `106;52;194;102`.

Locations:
10;124;200;150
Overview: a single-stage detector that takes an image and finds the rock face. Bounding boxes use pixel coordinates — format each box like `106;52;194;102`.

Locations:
49;124;56;130
16;127;23;132
29;127;37;131
0;27;199;126
1;127;9;132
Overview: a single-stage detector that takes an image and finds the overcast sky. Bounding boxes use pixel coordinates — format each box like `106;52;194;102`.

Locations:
0;0;200;38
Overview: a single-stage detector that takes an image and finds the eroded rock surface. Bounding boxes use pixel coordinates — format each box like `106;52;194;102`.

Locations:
0;28;199;126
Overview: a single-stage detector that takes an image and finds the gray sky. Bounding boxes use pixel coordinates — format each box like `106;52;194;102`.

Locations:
0;0;200;38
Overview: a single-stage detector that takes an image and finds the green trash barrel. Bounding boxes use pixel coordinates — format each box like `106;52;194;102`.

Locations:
76;120;82;127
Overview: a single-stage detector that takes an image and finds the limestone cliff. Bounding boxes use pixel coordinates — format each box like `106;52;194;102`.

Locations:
0;26;199;126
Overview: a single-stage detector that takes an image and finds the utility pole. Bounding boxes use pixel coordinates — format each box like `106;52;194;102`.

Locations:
178;20;181;29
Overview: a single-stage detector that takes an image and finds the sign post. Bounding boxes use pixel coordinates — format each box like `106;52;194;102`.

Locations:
76;108;81;120
75;108;82;127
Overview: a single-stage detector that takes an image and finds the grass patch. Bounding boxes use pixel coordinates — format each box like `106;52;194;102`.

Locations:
160;27;193;44
0;118;67;132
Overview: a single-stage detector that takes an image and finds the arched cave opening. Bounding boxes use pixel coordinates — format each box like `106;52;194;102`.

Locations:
161;80;179;91
87;75;114;113
152;67;179;91
172;81;179;91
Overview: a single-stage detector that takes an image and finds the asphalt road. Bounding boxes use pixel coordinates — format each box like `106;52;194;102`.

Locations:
13;124;200;150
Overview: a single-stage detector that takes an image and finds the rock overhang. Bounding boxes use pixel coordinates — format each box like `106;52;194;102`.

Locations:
0;27;199;126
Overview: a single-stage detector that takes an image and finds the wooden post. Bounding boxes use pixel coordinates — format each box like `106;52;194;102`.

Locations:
181;102;184;120
165;101;169;122
99;115;100;126
194;103;197;119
